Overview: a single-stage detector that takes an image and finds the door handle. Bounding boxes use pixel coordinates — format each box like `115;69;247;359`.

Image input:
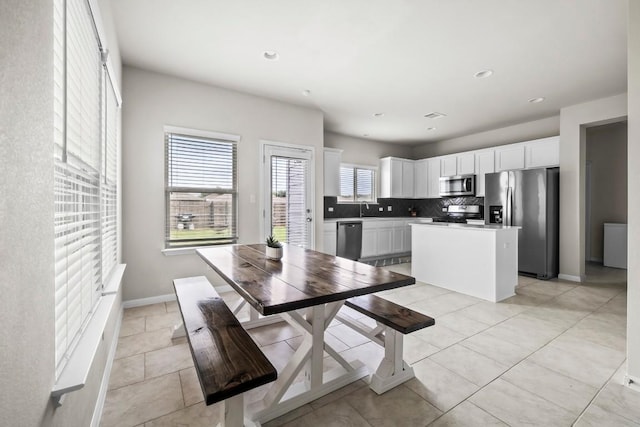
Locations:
306;217;312;222
506;187;513;226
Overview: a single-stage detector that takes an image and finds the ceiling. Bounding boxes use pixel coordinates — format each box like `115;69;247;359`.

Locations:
110;0;628;144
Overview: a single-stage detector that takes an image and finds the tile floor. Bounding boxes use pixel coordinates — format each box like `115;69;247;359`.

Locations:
100;263;640;426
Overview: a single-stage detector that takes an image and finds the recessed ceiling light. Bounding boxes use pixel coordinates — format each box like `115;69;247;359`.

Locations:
424;112;447;119
302;89;311;96
528;97;545;104
263;50;279;60
426;127;436;131
373;113;384;117
474;69;494;78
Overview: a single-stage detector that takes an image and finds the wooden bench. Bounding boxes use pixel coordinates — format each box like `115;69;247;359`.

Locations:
337;294;434;394
174;276;277;427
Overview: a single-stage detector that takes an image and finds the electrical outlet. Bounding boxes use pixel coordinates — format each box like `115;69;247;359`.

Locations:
442;207;447;212
387;206;392;211
328;207;334;212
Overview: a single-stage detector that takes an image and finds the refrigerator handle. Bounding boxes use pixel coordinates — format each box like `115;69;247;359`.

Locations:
506;186;513;225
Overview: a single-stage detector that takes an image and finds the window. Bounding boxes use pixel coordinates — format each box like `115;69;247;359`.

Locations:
53;0;121;377
165;129;239;247
338;165;376;203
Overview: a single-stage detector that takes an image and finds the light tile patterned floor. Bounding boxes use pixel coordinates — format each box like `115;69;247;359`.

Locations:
100;263;640;426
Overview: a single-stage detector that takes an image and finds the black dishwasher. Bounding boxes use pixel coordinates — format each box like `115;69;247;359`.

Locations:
336;221;362;261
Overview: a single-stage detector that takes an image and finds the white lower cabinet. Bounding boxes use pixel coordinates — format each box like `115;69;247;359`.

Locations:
322;221;337;255
377;227;393;255
361;227;378;258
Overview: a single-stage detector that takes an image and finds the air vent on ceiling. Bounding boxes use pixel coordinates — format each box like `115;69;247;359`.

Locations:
424;112;447;119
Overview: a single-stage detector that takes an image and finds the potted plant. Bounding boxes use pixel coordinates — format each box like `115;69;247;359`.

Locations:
265;235;283;261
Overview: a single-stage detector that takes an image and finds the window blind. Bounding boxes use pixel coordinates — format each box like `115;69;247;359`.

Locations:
165;133;238;247
270;156;309;248
53;0;120;377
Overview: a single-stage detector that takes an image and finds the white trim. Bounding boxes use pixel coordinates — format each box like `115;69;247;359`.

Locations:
624;375;640;393
340;162;378;171
163;125;240;142
122;285;235;308
123;294;176;308
162;244;233;257
51;294;119;403
558;273;583;282
102;264;126;295
90;305;123;427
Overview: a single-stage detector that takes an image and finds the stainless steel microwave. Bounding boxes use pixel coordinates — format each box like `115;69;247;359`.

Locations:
439;175;476;197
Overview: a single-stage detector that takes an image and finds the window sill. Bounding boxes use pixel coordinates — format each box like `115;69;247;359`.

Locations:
162;244;234;257
51;264;126;406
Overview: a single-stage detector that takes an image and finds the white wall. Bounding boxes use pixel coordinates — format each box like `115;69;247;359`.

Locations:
0;0;123;426
585;122;627;261
324;131;414;165
558;93;627;280
121;67;324;301
411;116;560;159
626;0;640;387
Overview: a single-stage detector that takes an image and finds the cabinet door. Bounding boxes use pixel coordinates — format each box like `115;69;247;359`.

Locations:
391;221;404;253
457;152;476;175
525;136;559;169
361;228;377;258
441;156;457;177
402;160;414;198
403;222;411;252
475;150;495;196
414;160;428;198
377;227;393;255
379;157;392;198
390;158;403;198
323;149;342;197
427;158;441;198
495;145;525;171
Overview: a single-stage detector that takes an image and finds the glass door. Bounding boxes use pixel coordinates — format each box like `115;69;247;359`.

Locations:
263;144;313;249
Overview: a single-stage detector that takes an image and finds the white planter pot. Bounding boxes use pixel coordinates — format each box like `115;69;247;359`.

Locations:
266;246;283;261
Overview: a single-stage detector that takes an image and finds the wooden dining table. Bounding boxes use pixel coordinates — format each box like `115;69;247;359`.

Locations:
195;243;415;424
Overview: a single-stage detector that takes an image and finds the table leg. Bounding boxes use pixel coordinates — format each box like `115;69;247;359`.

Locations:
248;300;369;424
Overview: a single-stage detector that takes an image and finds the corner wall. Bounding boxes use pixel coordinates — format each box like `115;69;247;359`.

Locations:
626;0;640;386
121;67;324;301
558;93;627;280
0;0;124;425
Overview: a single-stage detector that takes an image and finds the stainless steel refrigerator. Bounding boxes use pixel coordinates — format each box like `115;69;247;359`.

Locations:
484;167;559;279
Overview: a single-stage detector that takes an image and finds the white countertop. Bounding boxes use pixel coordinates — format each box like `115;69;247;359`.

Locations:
410;222;520;231
324;217;429;222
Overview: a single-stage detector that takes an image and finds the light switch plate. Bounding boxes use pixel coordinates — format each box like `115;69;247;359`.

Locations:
328;207;334;212
378;207;383;211
387;206;392;211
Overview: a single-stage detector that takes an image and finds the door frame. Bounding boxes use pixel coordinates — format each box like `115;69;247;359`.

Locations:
259;140;316;248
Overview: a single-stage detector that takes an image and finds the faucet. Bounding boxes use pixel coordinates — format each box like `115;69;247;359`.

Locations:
359;202;370;217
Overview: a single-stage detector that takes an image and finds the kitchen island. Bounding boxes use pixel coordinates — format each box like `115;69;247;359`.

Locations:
411;223;519;302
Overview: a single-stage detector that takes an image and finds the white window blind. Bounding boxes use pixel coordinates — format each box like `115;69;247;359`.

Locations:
165;132;238;247
338;165;376;203
270;156;309;248
53;0;121;377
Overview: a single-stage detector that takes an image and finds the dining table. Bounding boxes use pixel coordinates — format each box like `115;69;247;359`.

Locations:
195;243;416;424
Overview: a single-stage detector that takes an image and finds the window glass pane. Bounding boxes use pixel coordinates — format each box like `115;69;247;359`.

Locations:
338;166;354;202
165;132;238;247
356;168;375;202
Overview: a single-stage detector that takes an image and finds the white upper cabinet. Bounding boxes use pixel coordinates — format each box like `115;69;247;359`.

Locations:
475;150;495;196
525;136;560;169
427;157;441;198
414;159;429;198
457;152;476;175
440;156;457;177
495;144;526;171
323;148;342;197
379;157;415;198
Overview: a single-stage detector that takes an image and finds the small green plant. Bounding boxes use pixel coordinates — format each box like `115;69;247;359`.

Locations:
266;235;282;248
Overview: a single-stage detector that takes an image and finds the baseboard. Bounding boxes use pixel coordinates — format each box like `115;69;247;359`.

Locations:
90;305;123;427
624;375;640;393
558;273;582;282
123;285;234;308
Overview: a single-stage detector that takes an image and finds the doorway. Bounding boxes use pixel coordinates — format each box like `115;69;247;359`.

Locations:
262;143;314;249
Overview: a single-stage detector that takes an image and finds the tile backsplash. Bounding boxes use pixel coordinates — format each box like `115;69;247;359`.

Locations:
324;196;485;219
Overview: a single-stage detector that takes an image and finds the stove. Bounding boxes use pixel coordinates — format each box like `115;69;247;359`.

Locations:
432;205;482;223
